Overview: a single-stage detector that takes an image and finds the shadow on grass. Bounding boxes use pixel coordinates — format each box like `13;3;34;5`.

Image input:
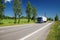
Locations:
0;23;3;24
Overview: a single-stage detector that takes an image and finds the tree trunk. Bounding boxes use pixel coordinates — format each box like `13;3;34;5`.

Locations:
28;17;30;23
34;18;35;22
33;17;36;22
14;13;17;24
18;15;20;24
0;12;3;24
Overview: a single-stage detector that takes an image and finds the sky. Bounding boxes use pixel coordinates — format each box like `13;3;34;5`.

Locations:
4;0;60;19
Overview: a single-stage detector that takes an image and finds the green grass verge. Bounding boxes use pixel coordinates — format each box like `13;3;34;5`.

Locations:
46;21;60;40
0;19;35;26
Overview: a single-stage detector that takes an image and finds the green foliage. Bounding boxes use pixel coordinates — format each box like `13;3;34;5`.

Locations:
26;1;32;23
46;21;60;40
31;7;37;22
13;0;22;24
47;17;53;21
0;19;34;26
55;14;59;21
17;0;22;24
0;0;5;23
13;0;18;24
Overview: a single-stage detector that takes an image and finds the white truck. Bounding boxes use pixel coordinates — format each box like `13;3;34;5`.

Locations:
37;16;47;23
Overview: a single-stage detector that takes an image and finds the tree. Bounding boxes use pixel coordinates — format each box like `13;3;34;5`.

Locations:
26;1;32;23
55;14;59;21
13;0;17;24
0;0;5;23
32;7;37;22
13;0;22;24
17;0;22;24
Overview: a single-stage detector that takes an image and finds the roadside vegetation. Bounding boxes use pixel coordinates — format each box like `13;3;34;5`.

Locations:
46;13;60;40
0;19;34;26
46;21;60;40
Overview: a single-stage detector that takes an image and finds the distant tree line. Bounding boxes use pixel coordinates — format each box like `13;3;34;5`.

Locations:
47;17;53;21
47;14;59;21
2;15;27;19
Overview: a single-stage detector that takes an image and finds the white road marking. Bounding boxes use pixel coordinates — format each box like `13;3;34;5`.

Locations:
19;22;53;40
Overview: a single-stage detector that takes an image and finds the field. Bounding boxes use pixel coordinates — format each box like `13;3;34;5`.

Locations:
46;21;60;40
0;19;35;26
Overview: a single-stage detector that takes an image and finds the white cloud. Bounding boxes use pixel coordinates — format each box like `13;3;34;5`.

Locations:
5;0;12;3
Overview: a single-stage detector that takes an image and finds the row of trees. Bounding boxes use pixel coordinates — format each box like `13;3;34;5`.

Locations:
13;0;37;24
0;0;59;24
0;0;37;24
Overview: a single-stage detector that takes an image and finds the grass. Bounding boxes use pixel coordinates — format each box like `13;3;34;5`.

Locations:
0;19;35;26
46;21;60;40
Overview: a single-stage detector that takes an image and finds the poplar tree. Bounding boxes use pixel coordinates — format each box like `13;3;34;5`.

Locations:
0;0;5;23
13;0;22;24
32;7;37;22
26;1;32;23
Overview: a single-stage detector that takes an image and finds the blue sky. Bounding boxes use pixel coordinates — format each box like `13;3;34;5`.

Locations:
4;0;60;19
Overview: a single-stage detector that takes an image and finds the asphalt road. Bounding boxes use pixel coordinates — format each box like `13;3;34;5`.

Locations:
0;22;53;40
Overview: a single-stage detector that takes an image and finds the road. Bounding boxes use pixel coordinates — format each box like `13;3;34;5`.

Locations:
0;22;53;40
